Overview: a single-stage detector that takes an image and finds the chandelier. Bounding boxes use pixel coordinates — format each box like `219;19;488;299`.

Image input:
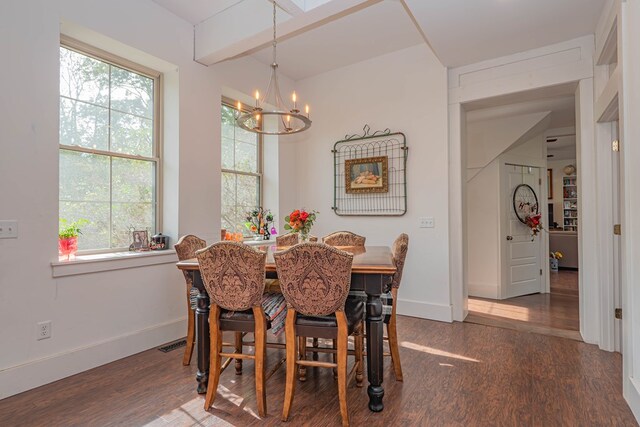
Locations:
235;1;311;135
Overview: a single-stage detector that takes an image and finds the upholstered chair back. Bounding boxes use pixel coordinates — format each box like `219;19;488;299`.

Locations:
175;234;207;283
322;231;366;246
276;232;299;246
391;233;409;289
195;242;267;311
274;243;353;316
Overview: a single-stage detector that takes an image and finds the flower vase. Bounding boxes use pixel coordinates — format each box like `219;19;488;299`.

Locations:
550;258;559;272
299;231;309;242
58;237;78;261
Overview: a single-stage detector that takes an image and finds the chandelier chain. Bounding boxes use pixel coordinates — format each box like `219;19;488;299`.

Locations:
272;1;277;65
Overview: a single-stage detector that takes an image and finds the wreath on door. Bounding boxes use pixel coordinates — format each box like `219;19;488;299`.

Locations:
513;184;543;239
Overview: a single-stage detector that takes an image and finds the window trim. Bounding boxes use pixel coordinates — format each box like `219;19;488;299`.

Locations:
221;97;263;234
59;36;163;254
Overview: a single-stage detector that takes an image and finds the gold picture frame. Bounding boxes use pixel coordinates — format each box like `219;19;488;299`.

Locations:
345;156;389;194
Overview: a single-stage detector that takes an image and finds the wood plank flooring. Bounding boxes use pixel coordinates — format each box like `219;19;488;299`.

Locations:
0;315;636;426
467;271;580;340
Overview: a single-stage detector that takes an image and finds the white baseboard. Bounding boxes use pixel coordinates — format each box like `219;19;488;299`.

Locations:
625;377;640;423
397;298;453;322
468;282;499;299
0;318;186;400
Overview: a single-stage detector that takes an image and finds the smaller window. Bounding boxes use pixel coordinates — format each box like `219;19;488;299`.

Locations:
220;99;262;235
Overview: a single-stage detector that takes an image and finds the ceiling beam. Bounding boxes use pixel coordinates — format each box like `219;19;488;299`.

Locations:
195;0;382;66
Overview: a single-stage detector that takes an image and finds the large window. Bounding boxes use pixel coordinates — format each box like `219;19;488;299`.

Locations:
59;39;161;251
221;101;262;234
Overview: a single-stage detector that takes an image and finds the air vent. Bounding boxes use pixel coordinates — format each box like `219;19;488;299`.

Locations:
546;138;558;143
158;339;187;353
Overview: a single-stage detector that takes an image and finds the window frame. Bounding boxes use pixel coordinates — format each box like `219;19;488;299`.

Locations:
220;96;263;235
59;36;163;254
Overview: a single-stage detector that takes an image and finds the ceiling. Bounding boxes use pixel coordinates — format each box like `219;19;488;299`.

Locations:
404;0;607;67
250;1;423;80
152;0;607;75
152;0;244;25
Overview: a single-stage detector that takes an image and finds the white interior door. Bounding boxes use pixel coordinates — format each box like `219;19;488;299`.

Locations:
502;164;542;299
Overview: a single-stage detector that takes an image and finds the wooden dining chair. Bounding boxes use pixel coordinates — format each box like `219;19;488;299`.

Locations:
196;242;269;416
276;232;319;246
174;234;207;366
276;232;299;246
382;233;409;381
274;243;364;427
322;231;366;246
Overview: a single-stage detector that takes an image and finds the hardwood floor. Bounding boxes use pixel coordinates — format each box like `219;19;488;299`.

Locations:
0;315;636;426
467;271;580;340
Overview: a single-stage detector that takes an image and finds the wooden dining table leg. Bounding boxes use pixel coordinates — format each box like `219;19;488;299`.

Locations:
365;279;385;412
193;271;210;394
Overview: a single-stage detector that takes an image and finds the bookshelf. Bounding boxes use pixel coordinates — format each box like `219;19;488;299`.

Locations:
563;175;578;231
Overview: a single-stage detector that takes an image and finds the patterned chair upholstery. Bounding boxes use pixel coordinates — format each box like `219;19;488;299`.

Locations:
274;243;364;426
276;232;299;247
322;231;366;246
195;242;269;416
174;235;207;366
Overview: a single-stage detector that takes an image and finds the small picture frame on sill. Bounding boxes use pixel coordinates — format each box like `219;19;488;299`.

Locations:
130;230;150;251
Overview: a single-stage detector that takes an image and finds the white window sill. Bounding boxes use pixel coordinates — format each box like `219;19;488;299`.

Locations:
51;249;178;278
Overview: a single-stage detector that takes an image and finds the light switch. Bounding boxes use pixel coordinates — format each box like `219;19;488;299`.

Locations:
419;217;434;228
0;220;18;238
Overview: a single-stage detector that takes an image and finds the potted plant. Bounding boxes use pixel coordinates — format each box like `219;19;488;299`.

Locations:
59;218;87;260
550;251;563;272
284;209;318;242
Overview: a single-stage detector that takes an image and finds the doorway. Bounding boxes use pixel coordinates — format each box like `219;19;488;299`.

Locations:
463;90;581;340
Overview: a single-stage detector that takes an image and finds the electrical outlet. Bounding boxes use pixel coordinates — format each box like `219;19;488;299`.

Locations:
37;321;52;340
0;220;18;239
419;217;435;228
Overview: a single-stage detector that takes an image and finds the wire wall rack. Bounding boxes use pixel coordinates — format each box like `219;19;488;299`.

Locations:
332;125;408;216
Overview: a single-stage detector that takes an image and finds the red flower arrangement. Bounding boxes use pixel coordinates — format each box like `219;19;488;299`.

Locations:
284;208;318;241
525;213;543;240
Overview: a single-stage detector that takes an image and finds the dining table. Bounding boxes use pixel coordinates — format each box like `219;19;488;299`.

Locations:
176;244;396;412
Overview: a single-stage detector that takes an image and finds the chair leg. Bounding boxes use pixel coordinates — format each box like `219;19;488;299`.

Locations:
253;306;267;417
234;332;243;375
298;336;307;382
387;290;403;381
282;309;297;422
183;307;195;366
204;305;222;410
354;322;364;387
332;339;338;379
312;338;319;361
336;312;350;427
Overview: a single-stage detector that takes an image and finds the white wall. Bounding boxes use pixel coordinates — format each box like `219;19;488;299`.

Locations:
292;44;451;321
0;0;298;398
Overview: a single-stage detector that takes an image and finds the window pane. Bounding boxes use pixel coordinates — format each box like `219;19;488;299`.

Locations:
59;47;109;106
112;202;154;249
221;172;237;231
236;174;259;208
60;201;110;250
221;105;237;140
59;98;109;150
60;149;110;202
59;149;111;251
236;127;258;145
221;137;234;170
112;158;155;248
110;66;154;119
111;111;153;156
235;140;257;173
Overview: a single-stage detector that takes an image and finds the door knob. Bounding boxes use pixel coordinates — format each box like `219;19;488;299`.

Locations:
506;236;513;241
